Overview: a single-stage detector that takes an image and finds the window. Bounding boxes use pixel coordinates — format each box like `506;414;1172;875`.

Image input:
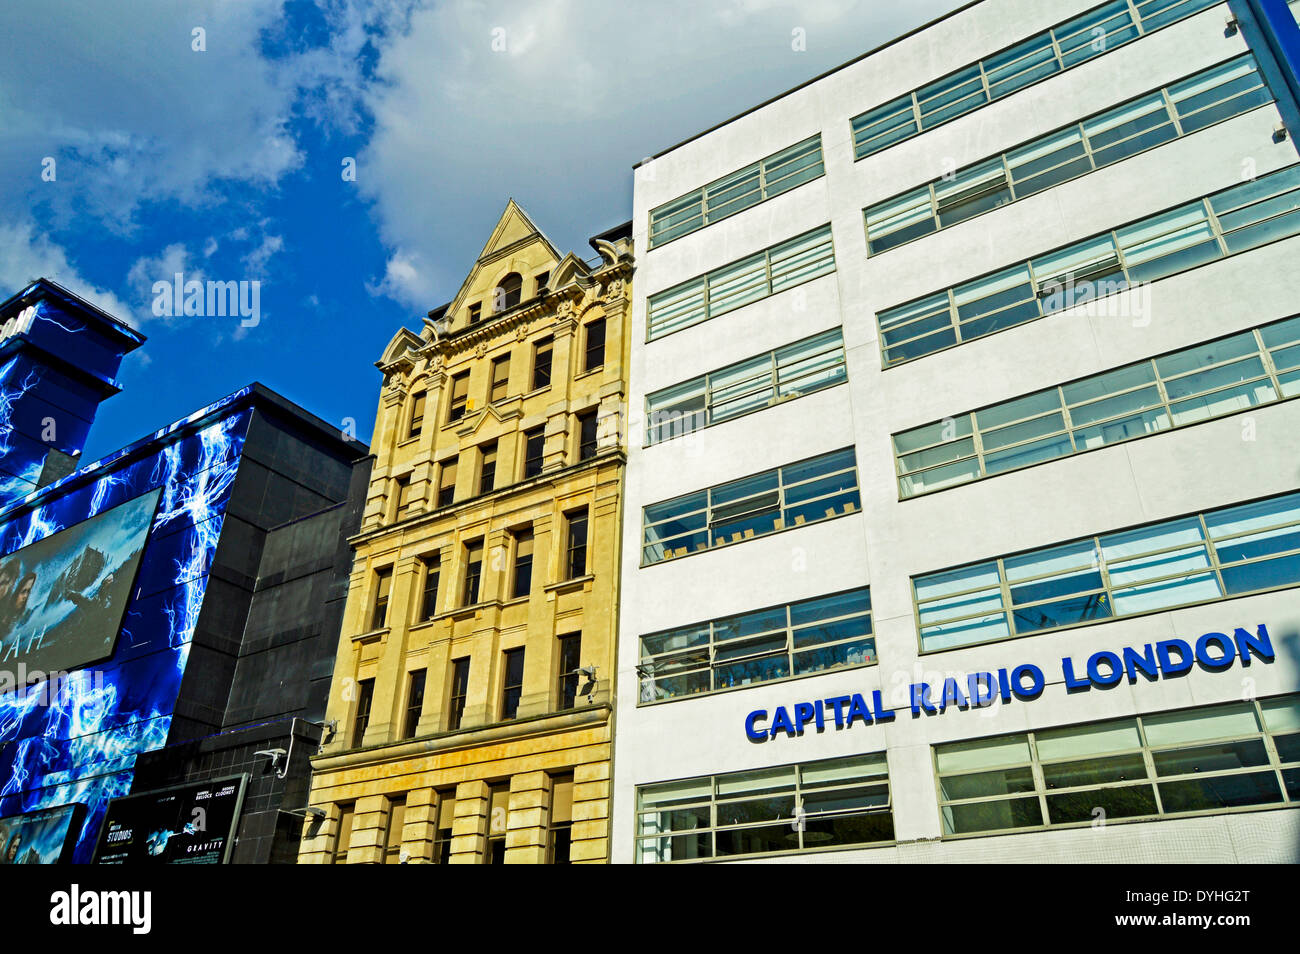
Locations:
557;634;581;710
496;273;522;312
893;314;1300;498
408;392;426;438
467;303;481;325
535;271;550;293
448;658;470;731
331;803;354;864
636;753;893;863
849;0;1219;159
914;489;1300;651
403;669;426;740
462;539;484;606
502;648;525;720
487;784;510;862
639;588;874;703
447;372;470;422
512;528;534;599
532;337;553;390
877;163;1300;367
642;448;860;564
384;797;406;864
371;568;393;631
647;225;835;340
565;508;589;579
646;328;847;444
523;427;545;479
432;791;456;863
490;355;510;403
549;775;574;864
437;457;457;507
577;410;599;460
418;556;440;622
390;476;410;522
479;441;498;495
584;318;606;372
936;695;1300;837
352;678;374;745
648;135;825;247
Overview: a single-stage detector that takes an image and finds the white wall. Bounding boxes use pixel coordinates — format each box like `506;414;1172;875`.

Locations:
616;0;1300;864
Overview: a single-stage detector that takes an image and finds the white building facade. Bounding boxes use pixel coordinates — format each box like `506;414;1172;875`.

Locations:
613;0;1300;863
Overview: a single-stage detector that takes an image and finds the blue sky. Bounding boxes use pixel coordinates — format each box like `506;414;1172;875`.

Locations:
0;0;955;461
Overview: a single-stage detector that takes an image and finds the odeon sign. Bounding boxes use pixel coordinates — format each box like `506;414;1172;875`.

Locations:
744;623;1276;743
0;304;38;345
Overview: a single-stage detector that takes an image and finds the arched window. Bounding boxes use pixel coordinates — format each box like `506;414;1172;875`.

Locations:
495;273;522;312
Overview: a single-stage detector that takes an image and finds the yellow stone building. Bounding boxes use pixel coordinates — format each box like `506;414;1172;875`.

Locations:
299;202;632;863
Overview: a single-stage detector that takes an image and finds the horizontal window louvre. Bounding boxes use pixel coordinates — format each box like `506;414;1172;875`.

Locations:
647;225;835;340
937;692;1298;838
914;489;1300;651
637;752;892;862
648;136;824;247
646;328;846;446
895;315;1300;498
642;448;860;564
864;55;1274;257
877;163;1300;366
851;0;1220;160
638;588;874;703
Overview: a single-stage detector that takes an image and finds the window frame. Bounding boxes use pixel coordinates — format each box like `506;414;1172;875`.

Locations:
647;135;826;248
933;694;1300;840
501;647;526;721
532;336;554;391
893;315;1300;499
584;318;607;372
641;447;861;566
447;371;471;422
565;507;590;579
635;751;894;864
462;538;484;606
912;488;1300;654
402;669;426;741
849;0;1220;162
490;354;511;403
448;658;471;731
638;587;876;705
876;162;1300;368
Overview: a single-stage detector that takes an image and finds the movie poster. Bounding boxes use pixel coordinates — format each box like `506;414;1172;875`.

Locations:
93;775;246;865
0;803;85;864
0;487;161;675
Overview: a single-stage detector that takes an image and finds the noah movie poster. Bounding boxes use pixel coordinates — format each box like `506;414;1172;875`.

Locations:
0;488;161;675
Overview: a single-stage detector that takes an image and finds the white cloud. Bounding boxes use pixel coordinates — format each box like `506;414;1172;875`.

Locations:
0;220;135;325
354;0;957;309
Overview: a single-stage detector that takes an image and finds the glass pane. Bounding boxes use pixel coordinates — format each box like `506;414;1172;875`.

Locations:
1157;772;1282;812
769;226;836;292
1136;0;1218;30
790;588;871;627
1046;785;1157;823
708;252;769;317
637;832;712;863
1068;384;1162;429
1073;407;1171;450
642;624;710;658
801;811;894;847
1063;360;1156;405
943;797;1042;834
648;277;708;339
866;188;936;253
715;823;793;858
1041;752;1146;787
1083;93;1176;167
1054;1;1137;68
900;456;981;496
940;766;1035;799
935;158;1011;227
918;64;987;128
1032;235;1124;311
936;733;1031;774
801;753;888;787
707;165;763;221
1143;704;1260;747
1260;696;1300;734
894;415;973;454
717;766;796;797
1155;331;1258;378
1116;203;1219;283
763;137;824;197
1008;127;1090;198
984;31;1059;98
639;777;711;811
853;94;917;157
983;434;1074;476
1152;739;1270;776
976;388;1062;430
